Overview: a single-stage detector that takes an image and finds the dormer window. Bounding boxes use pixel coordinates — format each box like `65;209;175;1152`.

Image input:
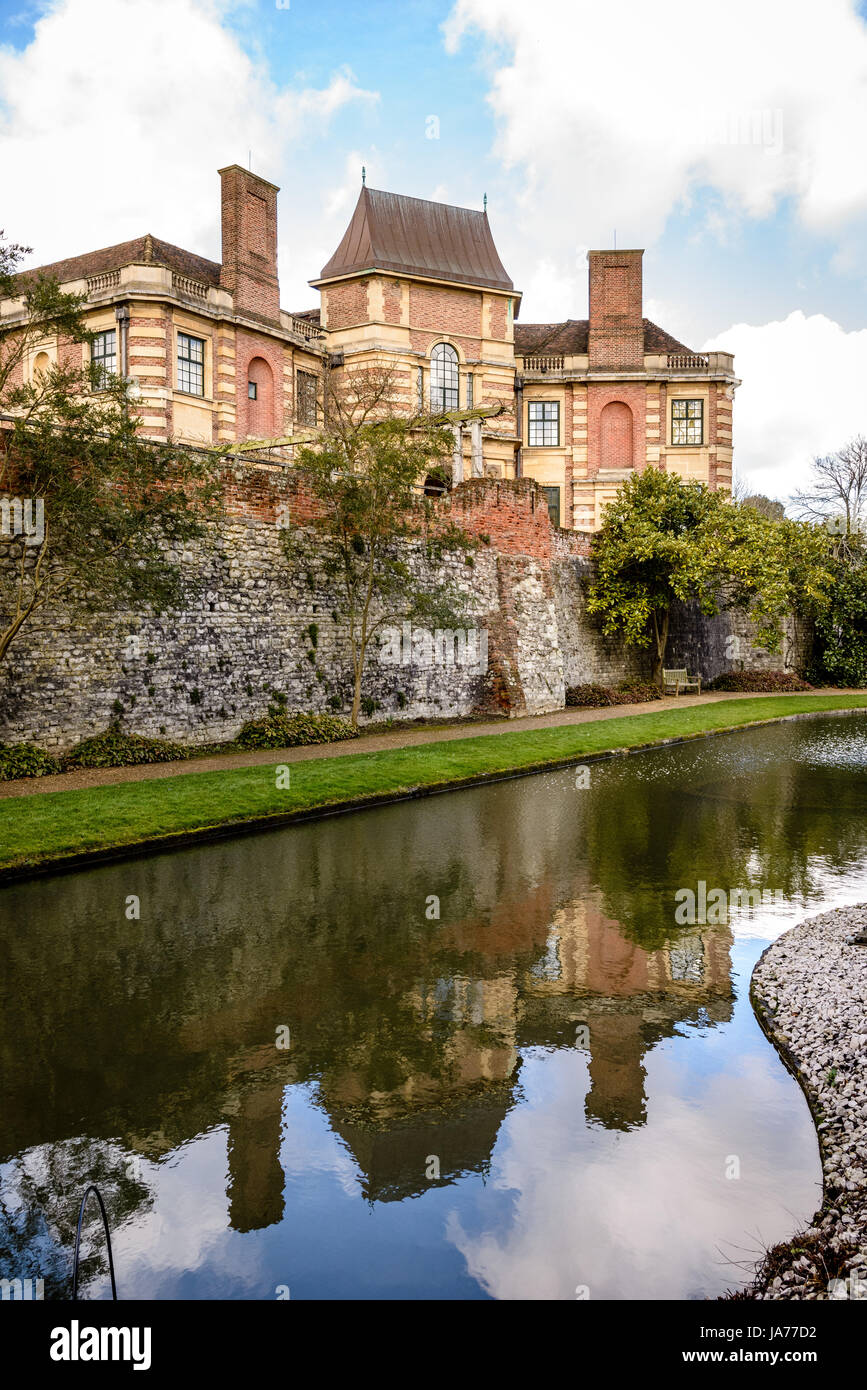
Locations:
430;343;459;412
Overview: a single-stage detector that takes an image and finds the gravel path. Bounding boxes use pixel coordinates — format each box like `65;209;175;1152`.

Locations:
738;904;867;1300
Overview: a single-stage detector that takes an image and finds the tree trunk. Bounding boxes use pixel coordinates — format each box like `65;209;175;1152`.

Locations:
350;663;362;729
651;608;670;688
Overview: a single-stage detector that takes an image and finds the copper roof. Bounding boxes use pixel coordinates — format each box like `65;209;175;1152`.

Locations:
316;187;515;293
515;318;696;357
17;235;222;288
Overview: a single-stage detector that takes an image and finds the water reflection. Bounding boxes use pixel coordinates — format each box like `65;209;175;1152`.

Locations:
1;713;866;1298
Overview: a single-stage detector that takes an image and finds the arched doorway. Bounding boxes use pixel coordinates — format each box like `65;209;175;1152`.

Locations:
600;400;633;470
246;357;274;438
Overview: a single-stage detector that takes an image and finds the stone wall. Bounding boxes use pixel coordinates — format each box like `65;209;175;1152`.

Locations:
0;473;807;752
666;599;812;685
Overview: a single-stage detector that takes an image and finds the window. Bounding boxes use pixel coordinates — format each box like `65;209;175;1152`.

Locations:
540;485;561;527
430;343;459;412
528;400;559;447
248;380;258;400
297;370;318;426
671;398;703;446
466;373;474;410
92;330;117;389
417;365;424;412
177;333;205;396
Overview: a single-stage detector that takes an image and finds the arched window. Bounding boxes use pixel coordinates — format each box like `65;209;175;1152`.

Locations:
600;400;634;470
430;343;459;412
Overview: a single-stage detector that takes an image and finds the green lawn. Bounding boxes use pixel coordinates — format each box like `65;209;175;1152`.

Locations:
2;694;866;875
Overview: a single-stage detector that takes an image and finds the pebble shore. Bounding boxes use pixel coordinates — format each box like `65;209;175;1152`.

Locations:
737;904;867;1300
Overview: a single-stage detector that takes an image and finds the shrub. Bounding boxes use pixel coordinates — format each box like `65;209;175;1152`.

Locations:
565;684;620;707
0;742;60;780
565;681;661;707
615;680;662;703
234;711;358;750
61;726;190;769
708;671;812;692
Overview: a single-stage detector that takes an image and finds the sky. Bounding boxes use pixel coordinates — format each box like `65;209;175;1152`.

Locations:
1;0;866;501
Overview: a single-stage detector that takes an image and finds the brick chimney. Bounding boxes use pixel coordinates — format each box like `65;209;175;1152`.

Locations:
219;165;280;322
588;249;644;370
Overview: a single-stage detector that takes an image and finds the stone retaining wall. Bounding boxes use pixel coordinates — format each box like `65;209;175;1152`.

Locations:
0;472;800;751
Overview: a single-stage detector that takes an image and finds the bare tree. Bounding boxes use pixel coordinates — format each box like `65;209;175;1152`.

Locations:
792;437;867;533
741;494;786;521
287;360;470;725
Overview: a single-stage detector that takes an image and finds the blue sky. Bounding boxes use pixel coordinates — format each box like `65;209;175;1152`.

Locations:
1;0;866;498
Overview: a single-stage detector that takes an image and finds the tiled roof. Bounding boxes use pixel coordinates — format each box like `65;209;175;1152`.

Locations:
515;318;696;357
317;186;514;293
17;235;222;288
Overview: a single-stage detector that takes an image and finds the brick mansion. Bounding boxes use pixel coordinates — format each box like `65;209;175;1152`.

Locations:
1;165;739;531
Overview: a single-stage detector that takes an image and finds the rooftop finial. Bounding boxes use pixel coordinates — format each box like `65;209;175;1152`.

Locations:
362;165;366;186
483;192;487;213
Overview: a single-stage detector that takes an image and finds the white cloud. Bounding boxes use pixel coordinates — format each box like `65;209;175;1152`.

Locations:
444;0;867;263
0;0;377;304
705;311;867;502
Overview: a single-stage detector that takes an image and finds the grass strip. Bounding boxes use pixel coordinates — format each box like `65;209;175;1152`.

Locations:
2;694;866;875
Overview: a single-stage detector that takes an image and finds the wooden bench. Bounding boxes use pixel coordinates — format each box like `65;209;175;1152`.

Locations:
662;667;702;696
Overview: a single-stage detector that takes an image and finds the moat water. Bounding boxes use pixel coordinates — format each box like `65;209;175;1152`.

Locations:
2;712;867;1300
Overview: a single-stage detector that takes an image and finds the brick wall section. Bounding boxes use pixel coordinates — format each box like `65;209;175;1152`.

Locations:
588;251;644;370
441;478;590;559
587;382;646;475
219;166;280;323
488;296;507;340
409;284;484;364
323;279;369;330
233;328;286;439
128;314;167;390
383;279;402;324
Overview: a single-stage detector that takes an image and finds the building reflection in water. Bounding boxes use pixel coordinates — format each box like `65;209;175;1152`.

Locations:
6;713;860;1291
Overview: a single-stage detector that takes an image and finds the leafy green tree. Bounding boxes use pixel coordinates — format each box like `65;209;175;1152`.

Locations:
288;364;474;727
810;543;867;686
587;469;832;685
0;233;221;667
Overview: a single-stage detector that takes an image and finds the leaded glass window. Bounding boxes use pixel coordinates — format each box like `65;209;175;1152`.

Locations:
430;343;459;412
671;398;703;446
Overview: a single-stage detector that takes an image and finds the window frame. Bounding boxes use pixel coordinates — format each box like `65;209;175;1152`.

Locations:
296;369;318;427
91;329;117;391
527;399;560;448
176;331;206;398
430;342;459;413
671;397;704;447
540;485;561;527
